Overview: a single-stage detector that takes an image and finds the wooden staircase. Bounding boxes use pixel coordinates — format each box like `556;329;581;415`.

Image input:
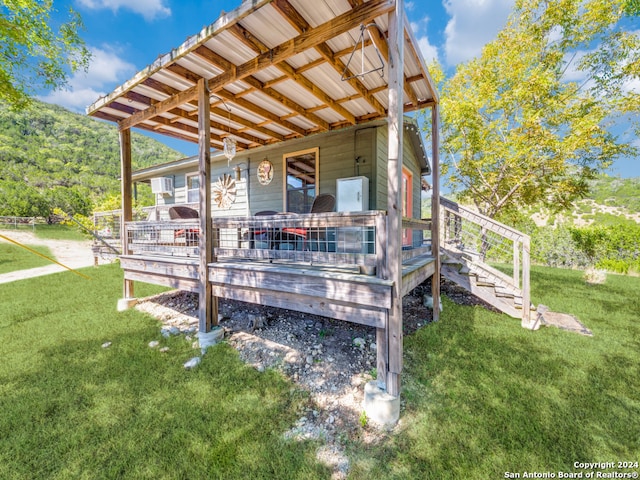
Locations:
438;197;538;330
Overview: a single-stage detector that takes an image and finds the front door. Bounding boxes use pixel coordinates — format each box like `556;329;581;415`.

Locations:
402;167;412;247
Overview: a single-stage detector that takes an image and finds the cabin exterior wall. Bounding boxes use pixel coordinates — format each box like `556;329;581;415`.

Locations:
144;122;424;223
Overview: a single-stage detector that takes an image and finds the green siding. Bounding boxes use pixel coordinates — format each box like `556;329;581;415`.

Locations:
146;122;423;223
375;125;422;218
239;127;377;213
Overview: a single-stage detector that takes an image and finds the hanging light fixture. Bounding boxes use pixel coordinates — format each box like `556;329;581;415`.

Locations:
223;136;236;164
211;94;237;165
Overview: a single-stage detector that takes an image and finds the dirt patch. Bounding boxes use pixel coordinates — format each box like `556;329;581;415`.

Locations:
0;229;97;283
134;278;491;478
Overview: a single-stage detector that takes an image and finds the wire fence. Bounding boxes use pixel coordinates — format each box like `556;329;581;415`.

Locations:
0;216;37;230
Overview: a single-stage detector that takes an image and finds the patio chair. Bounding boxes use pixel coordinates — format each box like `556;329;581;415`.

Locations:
279;194;335;251
310;193;335;214
169;206;200;246
250;210;277;249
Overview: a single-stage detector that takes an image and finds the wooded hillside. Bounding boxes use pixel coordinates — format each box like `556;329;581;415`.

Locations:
0;100;184;217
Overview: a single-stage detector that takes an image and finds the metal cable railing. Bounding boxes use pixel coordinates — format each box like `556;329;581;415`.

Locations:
440;197;531;322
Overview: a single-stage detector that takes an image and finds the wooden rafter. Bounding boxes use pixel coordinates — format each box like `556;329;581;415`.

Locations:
207;0;394;100
269;0;387;117
120;81;265;148
88;0;438;150
193;42;331;132
226;22;340;129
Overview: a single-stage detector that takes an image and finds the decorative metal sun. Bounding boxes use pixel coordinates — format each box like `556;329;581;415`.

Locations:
213;173;237;210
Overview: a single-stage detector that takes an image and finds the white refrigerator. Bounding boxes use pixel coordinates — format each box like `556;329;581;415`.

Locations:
336;176;370;253
336;176;369;212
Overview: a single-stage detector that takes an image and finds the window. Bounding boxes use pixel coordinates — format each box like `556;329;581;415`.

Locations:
186;174;199;203
283;148;318;213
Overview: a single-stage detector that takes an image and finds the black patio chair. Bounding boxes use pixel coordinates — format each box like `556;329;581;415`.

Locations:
169;206;200;246
250;210;278;249
279;194;336;251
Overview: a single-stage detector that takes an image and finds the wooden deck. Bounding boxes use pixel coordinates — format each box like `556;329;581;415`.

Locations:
120;253;435;328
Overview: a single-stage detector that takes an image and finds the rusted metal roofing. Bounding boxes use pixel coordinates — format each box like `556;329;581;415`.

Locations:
86;0;438;153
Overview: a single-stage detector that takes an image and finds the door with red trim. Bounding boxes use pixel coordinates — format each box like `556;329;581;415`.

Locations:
402;167;413;247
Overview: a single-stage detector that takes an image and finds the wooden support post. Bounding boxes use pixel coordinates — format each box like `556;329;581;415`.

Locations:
119;128;134;299
521;237;531;327
197;78;217;333
430;105;441;322
375;212;388;387
513;239;520;289
385;0;404;398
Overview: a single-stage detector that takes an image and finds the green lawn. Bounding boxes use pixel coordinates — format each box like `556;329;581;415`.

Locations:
0;264;328;480
0;243;56;274
1;264;638;479
347;267;640;478
34;224;87;241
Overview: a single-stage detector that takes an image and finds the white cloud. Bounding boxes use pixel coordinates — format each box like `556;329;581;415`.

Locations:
409;16;440;64
76;0;171;21
561;50;589;83
443;0;514;65
417;35;439;64
39;46;136;112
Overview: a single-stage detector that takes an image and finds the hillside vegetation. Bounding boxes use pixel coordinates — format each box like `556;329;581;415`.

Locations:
432;174;640;274
515;175;640;274
530;175;640;227
0;100;184;218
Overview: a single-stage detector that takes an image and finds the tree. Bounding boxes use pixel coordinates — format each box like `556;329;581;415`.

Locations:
0;180;48;217
426;0;639;219
0;0;90;109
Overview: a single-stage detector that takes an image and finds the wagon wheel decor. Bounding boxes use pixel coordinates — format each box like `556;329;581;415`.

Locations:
213;174;237;209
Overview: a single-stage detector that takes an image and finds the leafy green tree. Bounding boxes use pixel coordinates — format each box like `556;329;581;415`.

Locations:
0;0;90;109
0;180;48;217
427;0;639;218
46;185;92;217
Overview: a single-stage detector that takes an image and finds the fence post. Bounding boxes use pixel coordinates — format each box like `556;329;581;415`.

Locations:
521;236;534;329
513;239;520;289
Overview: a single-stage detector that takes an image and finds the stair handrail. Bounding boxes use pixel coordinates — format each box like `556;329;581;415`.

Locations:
439;197;526;242
439;196;531;325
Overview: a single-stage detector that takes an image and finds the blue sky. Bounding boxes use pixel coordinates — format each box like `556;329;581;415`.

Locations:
42;0;638;178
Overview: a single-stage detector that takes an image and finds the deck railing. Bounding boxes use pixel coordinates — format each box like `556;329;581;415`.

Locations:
122;209;435;275
440;197;530;321
213;211;380;267
125;220;201;258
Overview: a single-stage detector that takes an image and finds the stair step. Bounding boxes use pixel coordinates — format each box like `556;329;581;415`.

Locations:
441;264;522;319
494;285;521;298
441;257;463;265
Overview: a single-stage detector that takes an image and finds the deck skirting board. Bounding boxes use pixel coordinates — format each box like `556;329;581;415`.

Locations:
119;255;436;327
124;270;199;292
210;284;387;328
120;255;199;279
208;263;393;310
